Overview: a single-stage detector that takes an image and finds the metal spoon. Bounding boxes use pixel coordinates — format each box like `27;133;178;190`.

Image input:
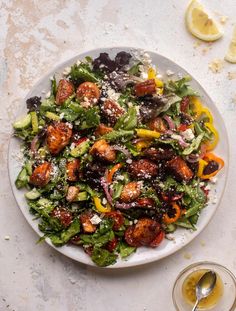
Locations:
191;270;217;311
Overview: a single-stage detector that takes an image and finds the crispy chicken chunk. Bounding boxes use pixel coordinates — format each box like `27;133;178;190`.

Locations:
47;122;72;155
120;182;141;203
56;79;74;105
30;162;52;187
89;139;116;162
129;159;158;179
167;156;193;182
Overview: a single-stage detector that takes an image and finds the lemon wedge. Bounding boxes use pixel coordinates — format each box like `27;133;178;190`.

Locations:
225;26;236;63
185;0;224;42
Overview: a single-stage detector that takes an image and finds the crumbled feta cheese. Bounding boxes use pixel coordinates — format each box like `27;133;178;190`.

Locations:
116;175;124;181
66;122;73;129
166;69;174;76
140;72;148;79
59;113;64;120
210;177;218;184
76;60;81;66
102;198;107;205
181;129;195;141
205;184;211;191
90;214;102;225
4;235;10;240
63;66;71;75
126;159;132;164
133;219;138;224
70;142;76;150
45;91;51;99
171;134;182;140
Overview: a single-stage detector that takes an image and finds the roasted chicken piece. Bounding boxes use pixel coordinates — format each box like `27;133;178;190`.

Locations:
148;117;167;132
56;79;74;105
66;159;80;182
129;159;158;179
50;207;73;228
29;161;52;187
76;82;100;103
120;182;141;203
167;156;193;182
125;218;161;247
89;139;116;162
101;99;125;125
143;147;175;161
80;212;96;233
47;122;72;155
66;186;79;202
134;79;156;97
94;123;113;137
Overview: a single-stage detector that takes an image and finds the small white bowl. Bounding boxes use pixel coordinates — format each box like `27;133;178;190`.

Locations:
172;261;236;311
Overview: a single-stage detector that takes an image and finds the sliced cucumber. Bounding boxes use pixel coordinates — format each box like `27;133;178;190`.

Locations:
76;191;89;201
13;114;31;130
30;111;39;133
25;188;41;200
15;168;29;189
25;160;32;175
70;140;90;157
45;111;60;121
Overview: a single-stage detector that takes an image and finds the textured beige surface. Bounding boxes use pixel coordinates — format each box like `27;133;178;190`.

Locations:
1;0;236;310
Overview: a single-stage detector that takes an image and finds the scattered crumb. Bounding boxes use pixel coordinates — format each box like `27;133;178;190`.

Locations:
200;240;206;247
4;235;10;240
219;15;229;25
228;72;236;80
193;41;202;49
208;59;224;73
232;94;236;105
68;276;77;284
166;69;175;76
202;46;211;55
184;252;192;260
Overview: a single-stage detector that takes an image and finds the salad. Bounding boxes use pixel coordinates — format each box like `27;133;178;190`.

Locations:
13;50;224;267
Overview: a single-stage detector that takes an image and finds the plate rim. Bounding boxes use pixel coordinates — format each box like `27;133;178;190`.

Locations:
7;46;229;268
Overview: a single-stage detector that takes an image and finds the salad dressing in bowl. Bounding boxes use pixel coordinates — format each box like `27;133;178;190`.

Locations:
182;269;224;309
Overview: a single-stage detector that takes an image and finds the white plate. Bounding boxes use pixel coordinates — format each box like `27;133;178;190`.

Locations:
8;47;229;268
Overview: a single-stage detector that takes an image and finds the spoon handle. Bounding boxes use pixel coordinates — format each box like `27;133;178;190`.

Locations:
191;299;199;311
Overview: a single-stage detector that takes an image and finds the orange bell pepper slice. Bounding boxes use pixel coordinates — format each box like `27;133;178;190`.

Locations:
107;163;123;183
200;153;224;180
163;202;181;224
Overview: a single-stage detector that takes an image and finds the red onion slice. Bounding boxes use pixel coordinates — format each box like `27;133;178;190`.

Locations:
163;115;175;130
30;135;40;155
113;145;131;158
100;177;113;206
186;154;200;163
115;202;137;209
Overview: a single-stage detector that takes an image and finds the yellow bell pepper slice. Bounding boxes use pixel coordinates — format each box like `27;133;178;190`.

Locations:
191;97;203;119
93;197;111;213
136;140;152;151
200;107;213;124
197;159;208;177
191;97;214;123
148;68;164;88
136;129;161;139
205;122;219;151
